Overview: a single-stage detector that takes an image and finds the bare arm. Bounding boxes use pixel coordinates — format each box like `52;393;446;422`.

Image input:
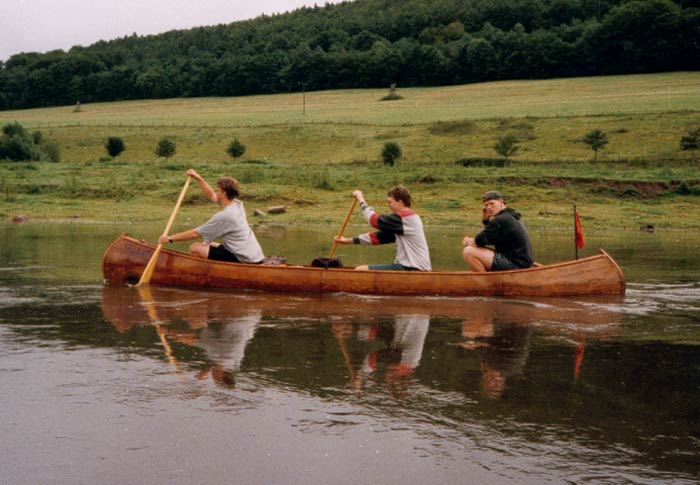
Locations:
159;228;201;245
187;168;217;203
334;236;354;245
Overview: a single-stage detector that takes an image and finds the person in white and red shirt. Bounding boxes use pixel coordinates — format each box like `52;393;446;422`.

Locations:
334;185;431;271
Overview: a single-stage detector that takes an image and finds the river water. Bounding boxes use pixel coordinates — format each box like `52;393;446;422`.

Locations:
1;222;698;484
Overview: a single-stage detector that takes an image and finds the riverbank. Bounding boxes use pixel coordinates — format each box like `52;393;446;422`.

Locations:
2;183;698;232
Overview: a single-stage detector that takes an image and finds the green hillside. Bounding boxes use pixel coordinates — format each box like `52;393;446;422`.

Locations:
1;72;699;230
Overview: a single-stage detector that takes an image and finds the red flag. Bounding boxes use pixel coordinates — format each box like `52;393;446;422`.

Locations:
574;343;585;381
575;210;585;249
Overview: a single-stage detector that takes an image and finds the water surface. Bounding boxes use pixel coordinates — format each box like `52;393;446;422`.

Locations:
1;223;698;484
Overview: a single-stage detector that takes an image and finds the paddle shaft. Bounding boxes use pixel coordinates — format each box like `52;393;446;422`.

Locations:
137;175;192;286
328;198;357;258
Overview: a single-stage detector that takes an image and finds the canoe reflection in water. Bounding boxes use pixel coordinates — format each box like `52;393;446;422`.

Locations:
101;286;621;396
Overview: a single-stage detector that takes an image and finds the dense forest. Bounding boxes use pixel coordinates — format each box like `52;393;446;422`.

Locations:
0;0;698;110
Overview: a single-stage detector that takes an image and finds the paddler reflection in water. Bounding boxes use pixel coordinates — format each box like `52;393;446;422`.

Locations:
163;311;261;389
332;314;429;398
159;168;264;264
461;311;532;399
104;289;261;389
191;312;261;388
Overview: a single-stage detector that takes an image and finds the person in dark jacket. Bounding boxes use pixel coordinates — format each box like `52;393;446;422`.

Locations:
462;190;534;272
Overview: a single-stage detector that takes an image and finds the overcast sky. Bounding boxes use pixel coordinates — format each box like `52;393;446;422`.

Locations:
0;0;345;62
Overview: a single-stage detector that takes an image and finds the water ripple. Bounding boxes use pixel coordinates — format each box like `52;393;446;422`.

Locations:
0;284;103;309
593;282;700;316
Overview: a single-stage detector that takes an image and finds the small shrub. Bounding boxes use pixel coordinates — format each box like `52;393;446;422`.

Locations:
676;182;691;195
2;122;28;138
493;134;520;159
227;138;246;159
0;122;41;161
0;134;41;161
673;182;700;196
42;142;61;163
582;129;609;162
381;142;401;166
105;137;126;158
622;187;640;197
155;138;176;159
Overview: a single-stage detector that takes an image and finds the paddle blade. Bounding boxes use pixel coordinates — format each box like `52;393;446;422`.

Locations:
137;244;163;286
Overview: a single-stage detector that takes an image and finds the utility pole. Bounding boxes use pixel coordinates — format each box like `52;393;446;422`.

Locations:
300;82;307;115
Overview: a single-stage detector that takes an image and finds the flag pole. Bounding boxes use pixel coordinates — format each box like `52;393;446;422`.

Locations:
574;204;578;260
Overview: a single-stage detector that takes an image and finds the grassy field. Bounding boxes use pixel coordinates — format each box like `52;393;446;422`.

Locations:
1;72;699;231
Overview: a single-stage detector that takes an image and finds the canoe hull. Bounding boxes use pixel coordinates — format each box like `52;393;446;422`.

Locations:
102;234;626;297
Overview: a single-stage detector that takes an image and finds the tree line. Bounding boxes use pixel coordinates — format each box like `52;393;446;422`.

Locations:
0;0;698;110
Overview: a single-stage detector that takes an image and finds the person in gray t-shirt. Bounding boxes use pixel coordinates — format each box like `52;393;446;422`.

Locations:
159;169;264;263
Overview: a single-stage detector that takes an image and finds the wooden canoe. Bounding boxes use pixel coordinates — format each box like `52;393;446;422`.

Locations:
102;233;626;297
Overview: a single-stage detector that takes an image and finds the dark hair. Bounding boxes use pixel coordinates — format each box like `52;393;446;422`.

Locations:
388;184;412;207
482;190;505;202
217;176;240;199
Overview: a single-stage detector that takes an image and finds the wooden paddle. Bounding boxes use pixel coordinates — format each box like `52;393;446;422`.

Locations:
329;198;357;258
137;175;191;286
